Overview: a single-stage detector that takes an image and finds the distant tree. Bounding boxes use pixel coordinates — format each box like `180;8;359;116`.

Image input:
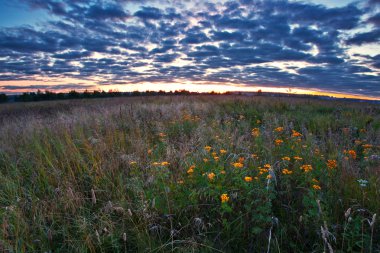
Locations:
257;89;262;96
0;93;8;103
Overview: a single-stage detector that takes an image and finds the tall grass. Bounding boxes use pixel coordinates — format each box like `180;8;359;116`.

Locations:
0;95;379;252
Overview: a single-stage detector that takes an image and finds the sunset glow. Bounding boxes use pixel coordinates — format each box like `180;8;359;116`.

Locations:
0;0;379;99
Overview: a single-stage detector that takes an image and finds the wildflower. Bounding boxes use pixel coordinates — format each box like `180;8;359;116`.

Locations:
187;165;195;174
251;154;258;159
252;128;260;137
213;156;219;161
326;160;337;169
282;168;293;175
312;185;321;190
220;193;229;203
264;164;271;169
152;162;161;166
292;130;302;137
348;150;357;159
362;144;373;149
220;149;227;154
238;157;245;163
159;132;166;138
129;161;137;165
161;161;170;166
207;172;216;181
204;146;212;152
148;149;152;155
203;158;209;163
244;176;253;182
220;170;226;174
300;164;312;173
254;176;259;180
212;152;217;157
266;175;272;179
274;127;284;132
312;178;319;184
275;139;284;146
232;162;244;168
294;156;303;161
282;156;291;161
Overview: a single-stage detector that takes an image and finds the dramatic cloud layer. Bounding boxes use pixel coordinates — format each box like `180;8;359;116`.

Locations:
0;0;379;97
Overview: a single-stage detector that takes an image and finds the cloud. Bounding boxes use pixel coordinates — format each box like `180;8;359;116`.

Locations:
346;29;380;45
0;0;378;97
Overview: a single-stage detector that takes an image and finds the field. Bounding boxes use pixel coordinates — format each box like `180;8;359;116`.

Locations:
0;95;379;252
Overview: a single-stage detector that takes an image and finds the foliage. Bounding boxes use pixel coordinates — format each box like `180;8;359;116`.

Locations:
0;95;379;252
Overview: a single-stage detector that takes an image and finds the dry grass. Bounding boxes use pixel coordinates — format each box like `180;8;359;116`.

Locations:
0;95;379;252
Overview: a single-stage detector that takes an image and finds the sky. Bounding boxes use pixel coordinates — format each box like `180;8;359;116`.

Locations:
0;0;379;99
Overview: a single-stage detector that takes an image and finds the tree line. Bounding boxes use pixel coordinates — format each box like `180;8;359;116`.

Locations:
0;89;221;103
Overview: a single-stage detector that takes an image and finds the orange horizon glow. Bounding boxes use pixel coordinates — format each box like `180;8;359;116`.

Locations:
0;80;379;101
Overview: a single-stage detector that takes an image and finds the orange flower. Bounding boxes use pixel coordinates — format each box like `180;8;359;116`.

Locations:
275;139;284;146
291;130;302;137
300;164;312;173
326;160;337;169
282;168;293;175
244;176;253;182
220;149;227;154
213;156;220;161
274;127;284;132
161;161;170;166
293;156;303;161
251;128;260;137
232;162;244;168
266;175;272;179
187;165;195;174
204;146;212;152
264;164;271;169
220;193;229;203
282;156;291;161
203;158;209;163
348;150;357;159
207;172;216;181
312;185;321;190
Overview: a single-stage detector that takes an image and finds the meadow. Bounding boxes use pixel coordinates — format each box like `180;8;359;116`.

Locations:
0;95;379;252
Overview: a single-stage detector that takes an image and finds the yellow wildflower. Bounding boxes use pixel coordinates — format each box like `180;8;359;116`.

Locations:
203;158;209;163
204;146;212;152
294;156;303;161
266;175;272;179
282;156;291;161
282;168;293;175
207;172;216;181
232;162;244;168
161;161;170;166
220;149;227;154
220;193;229;203
300;164;312;173
312;185;321;190
244;176;253;182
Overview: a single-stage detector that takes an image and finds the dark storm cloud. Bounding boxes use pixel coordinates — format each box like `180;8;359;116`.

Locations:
0;0;379;97
134;6;163;20
347;29;380;45
0;83;95;91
